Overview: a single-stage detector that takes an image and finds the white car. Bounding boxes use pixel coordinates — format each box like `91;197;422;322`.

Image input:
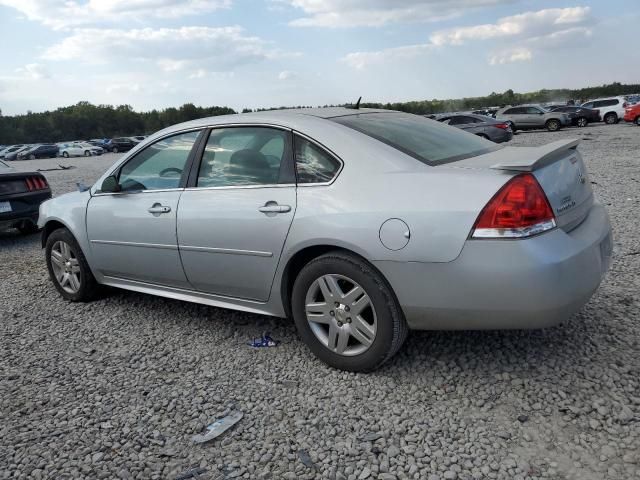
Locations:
580;96;628;124
58;142;103;158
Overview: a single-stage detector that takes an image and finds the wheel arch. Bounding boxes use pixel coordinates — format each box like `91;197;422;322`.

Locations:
41;219;69;248
279;244;398;319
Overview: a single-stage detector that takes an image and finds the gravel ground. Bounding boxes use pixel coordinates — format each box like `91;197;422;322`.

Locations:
1;124;639;480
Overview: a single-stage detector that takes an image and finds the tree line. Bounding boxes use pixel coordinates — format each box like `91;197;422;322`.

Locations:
1;83;638;144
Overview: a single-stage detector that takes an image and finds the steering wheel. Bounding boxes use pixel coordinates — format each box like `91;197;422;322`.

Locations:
159;167;183;177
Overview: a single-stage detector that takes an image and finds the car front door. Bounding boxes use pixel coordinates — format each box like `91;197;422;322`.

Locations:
177;126;297;302
86;129;203;288
524;107;544;127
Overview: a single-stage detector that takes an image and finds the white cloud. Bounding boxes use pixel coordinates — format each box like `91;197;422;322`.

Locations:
278;70;297;80
106;83;141;94
15;63;51;79
343;6;594;68
0;0;232;29
342;44;433;69
430;7;591;45
43;26;284;74
278;0;513;28
488;47;532;65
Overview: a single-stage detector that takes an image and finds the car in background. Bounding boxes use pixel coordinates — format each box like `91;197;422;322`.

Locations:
623;102;640;125
130;135;147;143
38;108;612;371
580;97;627;124
17;144;59;160
4;145;33;161
0;144;26;159
496;105;570;132
58;142;104;158
436;113;513;143
103;137;136;153
0;159;51;234
88;139;109;147
548;106;601;127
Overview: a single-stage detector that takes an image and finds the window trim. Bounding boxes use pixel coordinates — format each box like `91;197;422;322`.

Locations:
292;131;344;187
186;124;296;190
95;127;206;196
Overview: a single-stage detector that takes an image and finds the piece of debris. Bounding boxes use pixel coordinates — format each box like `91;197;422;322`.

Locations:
360;432;382;442
175;467;207;480
298;449;317;470
192;411;243;444
517;414;529;423
248;333;279;348
37;164;76;172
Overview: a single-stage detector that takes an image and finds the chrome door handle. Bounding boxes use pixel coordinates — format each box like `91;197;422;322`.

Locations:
259;204;291;214
148;204;171;214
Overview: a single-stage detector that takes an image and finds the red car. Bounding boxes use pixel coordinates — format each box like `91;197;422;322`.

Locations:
624;103;640;125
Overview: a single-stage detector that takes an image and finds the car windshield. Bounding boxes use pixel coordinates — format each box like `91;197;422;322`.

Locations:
331;112;501;165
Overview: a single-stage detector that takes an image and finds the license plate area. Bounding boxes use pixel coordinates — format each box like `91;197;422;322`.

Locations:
0;201;12;213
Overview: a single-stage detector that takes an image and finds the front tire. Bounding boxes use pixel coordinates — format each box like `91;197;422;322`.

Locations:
62;151;69;158
29;154;36;160
84;150;91;157
604;112;617;124
45;228;98;302
635;116;640;126
291;251;408;372
112;147;119;153
576;117;588;127
546;119;560;131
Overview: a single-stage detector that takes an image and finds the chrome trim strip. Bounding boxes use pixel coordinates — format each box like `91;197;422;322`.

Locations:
90;239;178;250
179;245;273;257
184;183;295;192
93;188;184;197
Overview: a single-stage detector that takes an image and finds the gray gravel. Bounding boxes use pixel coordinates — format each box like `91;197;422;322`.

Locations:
1;125;639;480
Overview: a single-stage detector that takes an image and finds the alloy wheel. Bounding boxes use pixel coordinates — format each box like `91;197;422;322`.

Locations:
50;240;82;294
305;274;377;356
577;117;588;127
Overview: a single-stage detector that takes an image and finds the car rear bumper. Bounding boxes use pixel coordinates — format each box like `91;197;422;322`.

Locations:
0;191;51;229
374;201;612;330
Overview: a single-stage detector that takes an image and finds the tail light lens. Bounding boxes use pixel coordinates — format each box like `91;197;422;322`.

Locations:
471;173;556;239
494;123;510;130
25;176;49;191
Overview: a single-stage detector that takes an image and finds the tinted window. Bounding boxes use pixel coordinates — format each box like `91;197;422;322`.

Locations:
197;127;290;188
118;131;199;191
582;102;594;108
525;107;543;114
449;116;479;125
505;107;525;115
294;136;341;184
332;112;500;166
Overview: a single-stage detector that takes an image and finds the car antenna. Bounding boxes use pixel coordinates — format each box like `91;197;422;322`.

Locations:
354;96;361;109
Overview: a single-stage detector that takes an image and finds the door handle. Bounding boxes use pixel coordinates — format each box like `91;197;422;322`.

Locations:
259;204;291;214
148;204;171;214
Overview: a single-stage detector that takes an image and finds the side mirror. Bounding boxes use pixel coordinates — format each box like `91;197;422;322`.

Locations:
100;175;121;193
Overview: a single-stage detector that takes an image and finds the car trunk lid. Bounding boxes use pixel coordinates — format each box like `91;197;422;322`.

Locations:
450;139;593;232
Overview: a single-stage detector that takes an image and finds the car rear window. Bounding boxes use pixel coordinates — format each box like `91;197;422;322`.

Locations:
331;112;500;166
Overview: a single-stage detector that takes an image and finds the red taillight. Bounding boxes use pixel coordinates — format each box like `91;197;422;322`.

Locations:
24;176;48;191
472;173;556;239
494;123;510;130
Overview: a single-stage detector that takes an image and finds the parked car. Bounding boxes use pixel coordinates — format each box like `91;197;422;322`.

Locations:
17;144;59;160
130;136;147;143
58;142;104;158
88;139;109;147
0;159;51;234
623;102;640;125
548;106;601;127
38;108;612;371
580;97;628;124
436;113;513;143
103;137;136;153
5;145;33;161
0;144;24;159
496;105;570;132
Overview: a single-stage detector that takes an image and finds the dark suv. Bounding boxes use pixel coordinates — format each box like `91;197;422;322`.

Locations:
17;144;59;160
104;138;136;153
549;106;601;127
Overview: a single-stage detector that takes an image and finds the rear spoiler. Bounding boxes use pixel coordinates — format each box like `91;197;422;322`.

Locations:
490;139;580;172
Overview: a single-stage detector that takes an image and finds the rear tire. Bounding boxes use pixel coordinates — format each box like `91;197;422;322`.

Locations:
62;151;69;158
45;228;99;302
112;147;119;153
84;150;91;157
29;154;36;160
604;113;617;124
635;116;640;126
291;251;408;372
546;119;561;131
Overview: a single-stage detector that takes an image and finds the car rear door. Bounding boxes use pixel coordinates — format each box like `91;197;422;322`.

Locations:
177;126;297;302
86;129;203;288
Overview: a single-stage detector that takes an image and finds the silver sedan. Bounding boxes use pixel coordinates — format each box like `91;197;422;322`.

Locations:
39;108;613;371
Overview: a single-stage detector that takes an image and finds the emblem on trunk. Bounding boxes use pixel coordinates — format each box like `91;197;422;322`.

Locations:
557;195;576;214
578;169;586;184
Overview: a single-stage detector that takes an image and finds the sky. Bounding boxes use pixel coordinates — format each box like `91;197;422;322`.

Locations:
0;0;638;115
